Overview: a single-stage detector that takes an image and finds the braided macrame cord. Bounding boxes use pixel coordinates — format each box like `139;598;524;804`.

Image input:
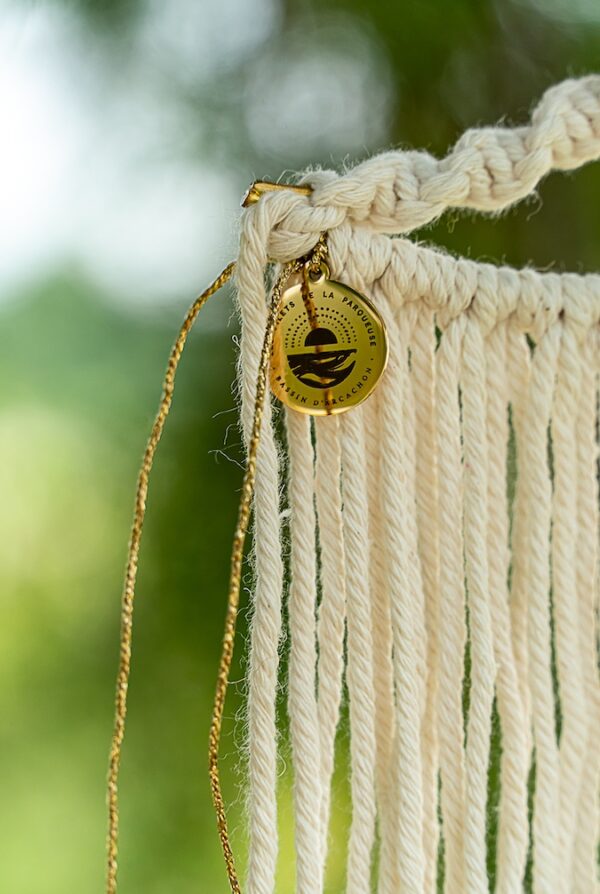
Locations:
105;76;600;894
235;76;600;894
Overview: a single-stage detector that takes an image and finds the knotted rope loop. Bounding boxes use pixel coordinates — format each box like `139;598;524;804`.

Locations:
313;227;600;342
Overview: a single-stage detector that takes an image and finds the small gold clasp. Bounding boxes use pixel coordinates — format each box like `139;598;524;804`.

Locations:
241;180;313;207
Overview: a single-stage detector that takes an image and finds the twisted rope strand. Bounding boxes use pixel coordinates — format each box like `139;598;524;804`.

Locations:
460;317;497;893
237;220;295;894
314;414;347;885
485;324;529;894
434;318;468;894
364;390;398;894
506;326;533;745
286;409;323;894
379;307;427;893
408;307;441;894
523;323;562;893
571;336;600;894
552;323;588;889
339;407;378;894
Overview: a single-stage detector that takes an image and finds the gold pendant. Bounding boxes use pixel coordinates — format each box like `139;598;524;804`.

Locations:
270;261;388;415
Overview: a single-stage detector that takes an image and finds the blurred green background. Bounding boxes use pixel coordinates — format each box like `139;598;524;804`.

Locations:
1;1;599;891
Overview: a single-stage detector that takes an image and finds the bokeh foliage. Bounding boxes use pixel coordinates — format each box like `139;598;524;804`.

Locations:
2;1;599;891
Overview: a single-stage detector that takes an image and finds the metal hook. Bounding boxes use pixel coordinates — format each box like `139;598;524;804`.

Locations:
241;180;313;207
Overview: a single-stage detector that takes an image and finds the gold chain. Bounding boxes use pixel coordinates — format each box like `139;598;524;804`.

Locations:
106;261;235;894
207;257;303;892
106;251;312;894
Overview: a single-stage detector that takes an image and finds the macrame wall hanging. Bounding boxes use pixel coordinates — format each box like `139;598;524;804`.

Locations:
106;75;600;894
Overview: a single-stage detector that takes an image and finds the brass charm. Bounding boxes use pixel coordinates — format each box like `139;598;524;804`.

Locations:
270;262;388;415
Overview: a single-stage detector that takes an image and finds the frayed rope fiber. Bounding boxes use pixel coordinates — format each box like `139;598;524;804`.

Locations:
236;76;600;894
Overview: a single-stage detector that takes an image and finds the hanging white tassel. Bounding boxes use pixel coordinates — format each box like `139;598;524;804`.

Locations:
234;75;600;894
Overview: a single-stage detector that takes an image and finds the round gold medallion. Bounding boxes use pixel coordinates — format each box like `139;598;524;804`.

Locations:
270;264;388;416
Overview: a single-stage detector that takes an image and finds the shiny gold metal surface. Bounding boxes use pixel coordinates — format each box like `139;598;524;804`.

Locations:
241;179;313;207
270;263;388;415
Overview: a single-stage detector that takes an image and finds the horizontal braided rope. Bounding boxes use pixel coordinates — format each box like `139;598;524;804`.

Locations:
244;75;600;260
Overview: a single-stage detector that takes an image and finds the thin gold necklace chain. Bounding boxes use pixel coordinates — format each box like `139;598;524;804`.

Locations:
106;255;307;894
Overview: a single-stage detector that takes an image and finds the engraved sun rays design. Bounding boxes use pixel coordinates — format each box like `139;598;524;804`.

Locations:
284;307;354;349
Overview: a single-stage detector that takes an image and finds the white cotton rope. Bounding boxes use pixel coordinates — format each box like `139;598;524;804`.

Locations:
339;407;378;894
378;297;427;893
234;75;600;894
572;334;600;894
364;389;397;894
410;307;441;894
552;323;587;890
484;325;529;894
314;413;346;885
461;318;497;893
523;324;563;893
434;316;468;894
285;408;322;894
236;214;285;894
506;324;533;753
